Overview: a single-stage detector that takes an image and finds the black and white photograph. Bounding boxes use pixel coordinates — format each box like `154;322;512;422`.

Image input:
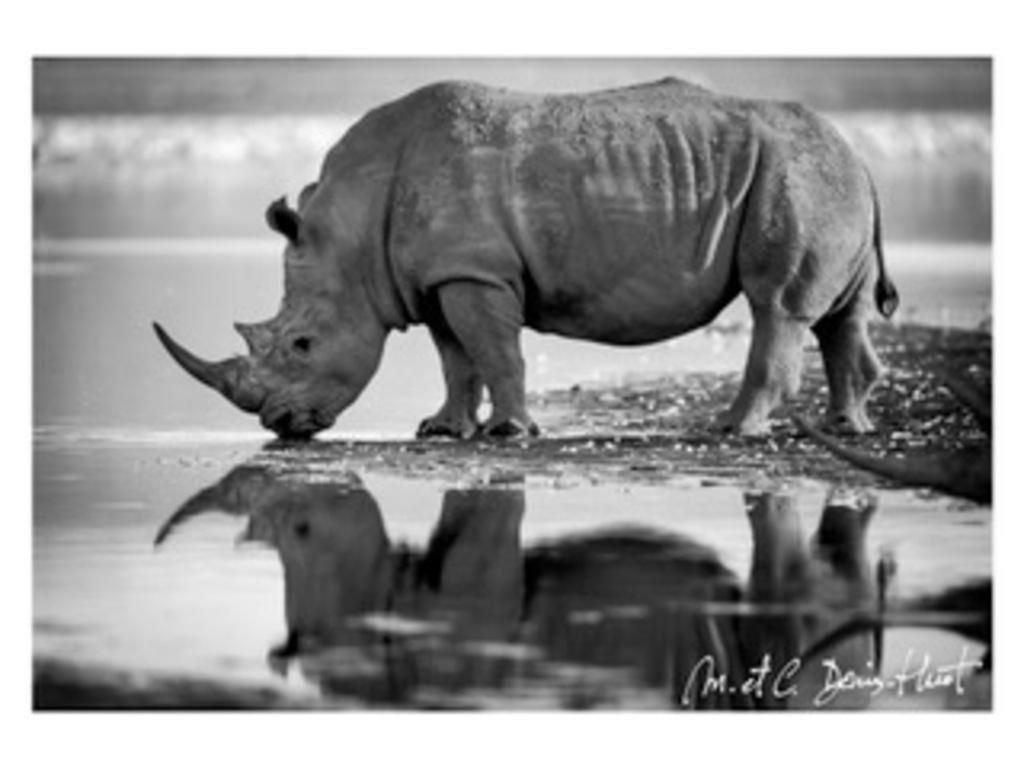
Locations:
30;53;995;716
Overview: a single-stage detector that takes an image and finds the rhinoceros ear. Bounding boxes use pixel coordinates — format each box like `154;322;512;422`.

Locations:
265;196;302;245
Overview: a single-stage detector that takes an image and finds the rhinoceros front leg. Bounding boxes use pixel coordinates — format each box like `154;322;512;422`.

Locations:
435;281;539;439
717;311;810;435
416;325;483;439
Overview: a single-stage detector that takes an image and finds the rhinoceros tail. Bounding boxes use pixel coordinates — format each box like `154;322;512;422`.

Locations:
869;175;900;319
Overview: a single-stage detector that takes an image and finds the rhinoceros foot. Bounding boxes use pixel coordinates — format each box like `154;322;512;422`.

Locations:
711;410;772;437
416;415;479;440
820;410;875;435
479;418;541;440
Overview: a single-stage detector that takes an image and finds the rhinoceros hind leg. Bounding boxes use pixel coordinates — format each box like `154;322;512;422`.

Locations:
820;411;873;435
480;417;540;439
717;312;809;435
436;281;538;439
812;306;882;435
417;324;483;440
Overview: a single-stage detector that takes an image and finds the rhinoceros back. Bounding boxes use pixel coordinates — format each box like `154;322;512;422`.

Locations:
327;79;866;344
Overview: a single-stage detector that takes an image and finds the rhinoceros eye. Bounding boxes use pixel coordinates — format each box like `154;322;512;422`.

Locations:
292;336;313;354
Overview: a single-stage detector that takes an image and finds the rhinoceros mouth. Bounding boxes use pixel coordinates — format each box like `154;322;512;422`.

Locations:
260;386;357;440
260;403;336;440
264;415;322;440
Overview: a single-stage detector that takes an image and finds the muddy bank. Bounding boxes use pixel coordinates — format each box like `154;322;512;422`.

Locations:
253;323;990;494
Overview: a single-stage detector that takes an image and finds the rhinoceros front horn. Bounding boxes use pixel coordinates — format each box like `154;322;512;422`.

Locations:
153;322;267;413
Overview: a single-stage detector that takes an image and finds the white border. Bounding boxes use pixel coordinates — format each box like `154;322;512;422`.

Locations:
6;0;1020;764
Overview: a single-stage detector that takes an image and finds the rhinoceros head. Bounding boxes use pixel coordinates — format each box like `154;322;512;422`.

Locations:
154;195;387;439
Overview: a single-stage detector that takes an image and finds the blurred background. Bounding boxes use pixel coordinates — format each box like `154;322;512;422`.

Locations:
32;58;992;438
34;58;991;240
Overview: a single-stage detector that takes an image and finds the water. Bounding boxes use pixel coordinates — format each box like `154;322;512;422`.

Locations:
33;441;990;709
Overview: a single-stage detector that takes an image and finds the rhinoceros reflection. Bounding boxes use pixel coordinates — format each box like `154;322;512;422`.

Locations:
158;469;941;709
736;491;880;709
156;467;392;657
158;468;529;700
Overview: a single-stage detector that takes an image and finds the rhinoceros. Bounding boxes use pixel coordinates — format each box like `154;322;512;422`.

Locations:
157;466;899;708
154;77;899;439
